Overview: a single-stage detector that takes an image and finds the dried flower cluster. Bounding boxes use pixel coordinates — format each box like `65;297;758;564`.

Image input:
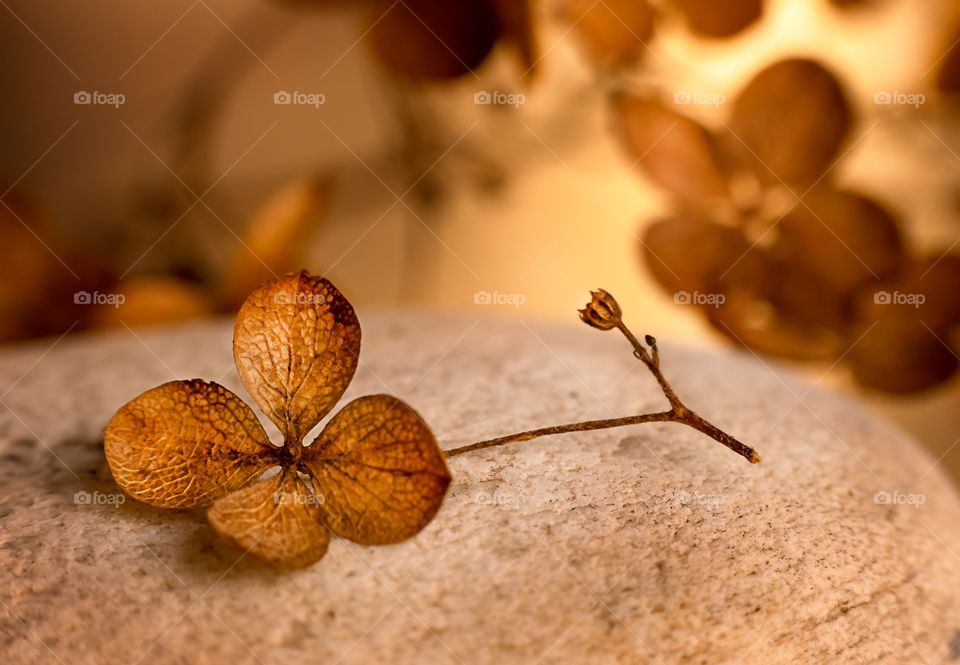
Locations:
105;271;450;567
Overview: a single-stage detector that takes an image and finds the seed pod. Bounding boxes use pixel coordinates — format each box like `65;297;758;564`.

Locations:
366;0;499;81
616;96;728;200
728;58;851;185
566;0;654;67
642;215;771;297
673;0;762;38
579;289;623;331
849;320;959;393
775;187;903;297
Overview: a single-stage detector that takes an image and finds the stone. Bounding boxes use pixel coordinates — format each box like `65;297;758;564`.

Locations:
0;312;958;664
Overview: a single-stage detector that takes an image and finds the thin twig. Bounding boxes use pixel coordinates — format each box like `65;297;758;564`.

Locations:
445;291;761;464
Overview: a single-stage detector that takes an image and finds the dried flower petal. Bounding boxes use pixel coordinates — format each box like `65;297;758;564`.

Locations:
567;0;654;67
674;0;763;38
366;0;499;81
221;175;334;309
305;395;450;545
233;271;361;444
104;380;275;509
775;187;903;296
208;472;331;568
492;0;537;72
728;58;851;185
615;96;728;200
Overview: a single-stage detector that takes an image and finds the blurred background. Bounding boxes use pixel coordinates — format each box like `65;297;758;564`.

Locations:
3;0;960;478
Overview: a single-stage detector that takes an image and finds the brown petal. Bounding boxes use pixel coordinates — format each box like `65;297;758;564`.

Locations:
937;27;960;95
775;187;903;296
208;472;331;568
849;320;959;394
727;58;851;185
566;0;654;67
305;395;450;545
365;0;499;81
104;380;276;509
852;255;960;332
615;96;728;200
642;215;771;298
491;0;537;73
673;0;763;38
233;270;361;444
221;175;334;310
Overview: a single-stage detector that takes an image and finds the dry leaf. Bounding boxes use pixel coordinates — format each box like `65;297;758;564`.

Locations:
208;472;331;568
305;394;451;545
616;96;728;200
104;270;449;567
567;0;654;67
233;270;361;444
366;0;499;80
222;176;334;309
728;58;851;185
104;380;275;509
673;0;762;38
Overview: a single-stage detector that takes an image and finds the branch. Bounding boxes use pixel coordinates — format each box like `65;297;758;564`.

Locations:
445;290;761;464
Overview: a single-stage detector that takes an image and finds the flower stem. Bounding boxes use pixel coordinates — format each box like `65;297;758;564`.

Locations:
445;315;761;464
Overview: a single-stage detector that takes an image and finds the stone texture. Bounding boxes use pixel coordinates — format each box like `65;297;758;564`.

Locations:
0;312;958;664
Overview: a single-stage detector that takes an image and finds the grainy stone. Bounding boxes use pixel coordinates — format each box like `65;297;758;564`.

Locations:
0;312;958;664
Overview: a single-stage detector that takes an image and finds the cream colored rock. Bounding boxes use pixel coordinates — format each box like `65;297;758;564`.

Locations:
0;312;958;664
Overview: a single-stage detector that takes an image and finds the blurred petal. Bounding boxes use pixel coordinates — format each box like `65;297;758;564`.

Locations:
104;380;275;509
727;58;851;185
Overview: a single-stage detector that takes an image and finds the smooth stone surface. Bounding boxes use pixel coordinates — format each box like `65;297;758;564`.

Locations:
1;312;959;664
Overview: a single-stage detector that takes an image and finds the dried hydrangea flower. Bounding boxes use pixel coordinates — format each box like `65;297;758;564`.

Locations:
104;270;450;568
